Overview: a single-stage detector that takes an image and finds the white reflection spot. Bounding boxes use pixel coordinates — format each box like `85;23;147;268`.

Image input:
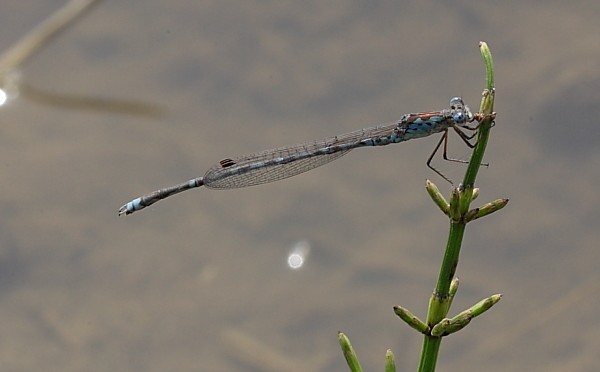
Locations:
287;240;311;270
0;89;7;106
0;70;22;106
288;253;304;269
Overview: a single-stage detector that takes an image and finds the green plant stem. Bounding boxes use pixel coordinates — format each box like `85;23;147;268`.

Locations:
417;42;495;372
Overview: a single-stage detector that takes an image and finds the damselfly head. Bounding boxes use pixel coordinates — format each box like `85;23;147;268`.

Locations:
449;97;473;125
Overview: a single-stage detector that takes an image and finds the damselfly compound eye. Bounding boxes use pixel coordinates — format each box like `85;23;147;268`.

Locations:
453;112;466;123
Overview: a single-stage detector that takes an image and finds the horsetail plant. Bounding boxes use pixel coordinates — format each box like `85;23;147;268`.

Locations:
339;42;506;372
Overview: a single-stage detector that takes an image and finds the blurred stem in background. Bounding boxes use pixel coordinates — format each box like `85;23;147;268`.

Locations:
0;0;164;117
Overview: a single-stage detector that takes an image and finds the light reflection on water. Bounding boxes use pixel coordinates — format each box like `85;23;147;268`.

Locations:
287;240;311;270
0;70;21;106
0;89;7;106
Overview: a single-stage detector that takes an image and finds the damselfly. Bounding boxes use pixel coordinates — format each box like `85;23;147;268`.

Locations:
119;97;482;215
